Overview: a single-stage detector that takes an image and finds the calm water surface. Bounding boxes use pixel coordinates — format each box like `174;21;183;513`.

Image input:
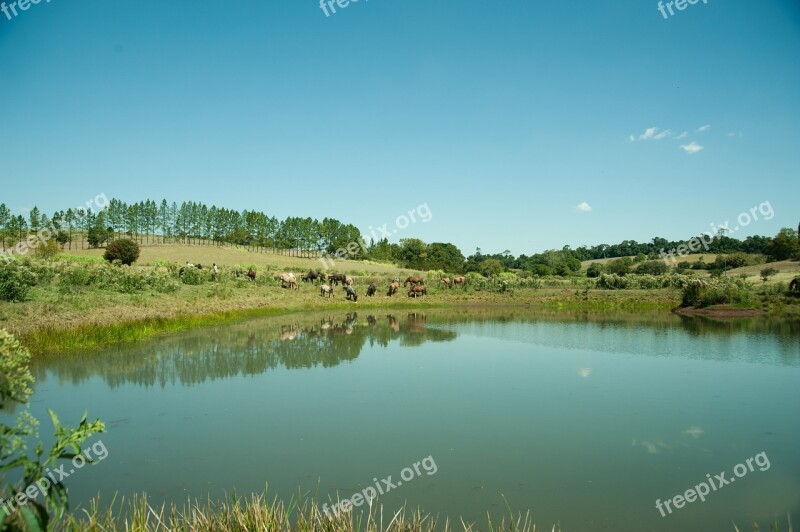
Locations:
23;310;800;531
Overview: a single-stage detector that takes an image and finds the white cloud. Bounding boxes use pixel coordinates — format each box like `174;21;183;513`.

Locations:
635;127;672;141
680;141;704;154
676;131;688;140
726;131;743;138
575;202;592;212
628;135;636;143
696;124;711;133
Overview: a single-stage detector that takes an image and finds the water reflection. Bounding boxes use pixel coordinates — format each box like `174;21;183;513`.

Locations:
31;309;800;389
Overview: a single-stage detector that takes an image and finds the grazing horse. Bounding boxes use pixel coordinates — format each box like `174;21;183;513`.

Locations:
404;276;424;287
408;285;427;298
453;276;466;288
790;277;799;295
345;275;353;286
366;282;377;296
387;281;399;296
441;277;451;288
303;271;324;283
344;284;358;302
246;268;256;281
280;273;298;290
328;273;347;286
320;284;334;297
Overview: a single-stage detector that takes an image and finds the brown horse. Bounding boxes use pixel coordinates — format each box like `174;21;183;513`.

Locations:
453;276;466;288
387;281;399;296
408;285;427;298
246;268;256;281
366;282;377;296
404;276;424;287
441;277;451;288
328;273;347;286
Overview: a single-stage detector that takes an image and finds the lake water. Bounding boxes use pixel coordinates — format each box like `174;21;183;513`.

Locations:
22;310;800;531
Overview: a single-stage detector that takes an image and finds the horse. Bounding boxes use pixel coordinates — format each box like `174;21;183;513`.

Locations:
303;271;324;283
280;273;298;290
320;284;334;297
387;281;399;296
408;285;427;298
246;268;256;281
453;276;466;288
441;277;451;288
344;284;358;302
366;282;377;296
344;275;353;286
328;273;347;286
404;276;424;287
790;277;799;295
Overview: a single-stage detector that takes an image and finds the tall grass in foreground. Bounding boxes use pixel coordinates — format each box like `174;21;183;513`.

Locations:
65;492;559;532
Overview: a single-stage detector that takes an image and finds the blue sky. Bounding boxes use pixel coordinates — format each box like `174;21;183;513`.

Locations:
1;0;799;255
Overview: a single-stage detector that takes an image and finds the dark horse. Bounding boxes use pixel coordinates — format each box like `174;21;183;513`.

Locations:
302;271;325;283
366;282;377;296
328;273;347;286
246;268;256;281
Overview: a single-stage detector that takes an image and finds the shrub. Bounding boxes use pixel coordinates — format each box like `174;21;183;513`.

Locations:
586;263;605;278
104;239;140;265
681;277;754;308
760;267;779;282
0;260;37;302
34;239;60;260
635;260;669;276
606;257;633;276
180;266;205;285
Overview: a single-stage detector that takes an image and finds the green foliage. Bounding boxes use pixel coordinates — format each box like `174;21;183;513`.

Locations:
103;239;140;265
606;257;633;276
180;267;206;285
86;225;111;248
765;227;800;261
0;330;105;531
635;260;669;276
586;263;605;278
760;267;779;282
34;240;60;260
479;258;504;278
0;260;37;302
681;277;755;308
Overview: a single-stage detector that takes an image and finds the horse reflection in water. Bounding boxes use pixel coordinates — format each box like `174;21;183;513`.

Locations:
387;315;400;332
278;314;360;341
407;313;427;334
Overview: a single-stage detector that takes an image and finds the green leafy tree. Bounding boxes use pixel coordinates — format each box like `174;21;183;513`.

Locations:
479;258;504;278
103;238;140;265
606;257;633;276
765;228;800;261
760;267;779;282
586;263;605;278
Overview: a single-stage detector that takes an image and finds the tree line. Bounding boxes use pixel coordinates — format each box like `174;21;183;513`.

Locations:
0;198;797;275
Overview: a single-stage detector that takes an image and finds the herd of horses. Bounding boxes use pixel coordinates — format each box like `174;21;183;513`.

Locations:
275;271;469;301
180;263;469;301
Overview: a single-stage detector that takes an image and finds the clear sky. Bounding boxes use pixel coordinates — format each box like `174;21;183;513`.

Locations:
1;0;799;255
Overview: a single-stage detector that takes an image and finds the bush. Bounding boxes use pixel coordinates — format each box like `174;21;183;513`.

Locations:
180;266;205;285
586;263;605;278
635;260;669;276
0;260;37;302
606;257;633;276
681;277;754;308
34;239;60;259
104;239;140;265
760;267;779;282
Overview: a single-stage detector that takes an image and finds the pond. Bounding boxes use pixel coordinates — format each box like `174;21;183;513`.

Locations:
23;310;800;531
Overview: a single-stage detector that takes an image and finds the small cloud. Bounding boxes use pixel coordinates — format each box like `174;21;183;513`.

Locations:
696;124;711;133
628;135;636;143
683;426;704;439
676;131;688;140
575;202;592;212
726;131;743;138
636;127;672;141
680;141;704;155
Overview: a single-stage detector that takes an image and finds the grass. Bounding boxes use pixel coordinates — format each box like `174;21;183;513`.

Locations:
62;491;557;532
